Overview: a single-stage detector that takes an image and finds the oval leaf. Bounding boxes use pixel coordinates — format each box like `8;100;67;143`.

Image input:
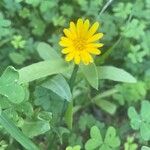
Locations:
19;60;71;83
37;42;60;60
22;120;50;138
97;66;137;83
41;75;72;101
80;63;98;89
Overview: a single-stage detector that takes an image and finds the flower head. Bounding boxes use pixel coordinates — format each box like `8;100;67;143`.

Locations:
59;18;104;65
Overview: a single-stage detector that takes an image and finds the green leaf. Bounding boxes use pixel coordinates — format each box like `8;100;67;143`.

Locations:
90;126;102;140
37;42;60;60
85;126;102;150
85;139;101;150
65;101;73;129
113;2;133;19
66;145;81;150
80;63;99;89
0;13;11;39
40;0;57;13
22;120;50;138
25;0;40;7
141;146;150;150
94;99;117;115
18;60;71;83
128;101;150;141
128;107;141;130
0;111;39;150
41;74;72;101
104;126;121;148
121;19;145;40
85;126;120;150
97;66;137;83
15;102;33;117
9;52;26;65
100;144;111;150
140;101;150;122
37;111;52;122
0;66;25;103
140;122;150;141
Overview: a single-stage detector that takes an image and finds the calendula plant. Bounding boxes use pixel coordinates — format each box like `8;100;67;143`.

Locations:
0;0;150;149
0;18;136;149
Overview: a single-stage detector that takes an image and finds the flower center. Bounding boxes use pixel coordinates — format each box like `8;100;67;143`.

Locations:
73;38;86;51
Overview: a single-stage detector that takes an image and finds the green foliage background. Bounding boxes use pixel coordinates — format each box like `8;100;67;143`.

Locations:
0;0;150;149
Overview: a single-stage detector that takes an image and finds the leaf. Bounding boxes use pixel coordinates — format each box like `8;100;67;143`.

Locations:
94;99;117;115
140;101;150;122
40;0;57;13
128;101;150;141
15;102;33;117
0;111;39;150
90;126;102;140
97;66;137;83
85;126;103;150
141;146;150;150
66;145;81;150
85;126;120;150
85;139;101;150
37;111;52;122
121;19;145;40
80;63;99;89
42;74;72;101
25;0;40;7
0;66;25;103
18;60;71;83
140;123;150;141
113;2;132;19
37;42;60;60
65;101;73;129
104;126;120;148
9;52;26;65
22;120;50;138
128;107;141;130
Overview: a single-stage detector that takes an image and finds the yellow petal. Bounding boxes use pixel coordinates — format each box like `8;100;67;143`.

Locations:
83;19;90;32
81;52;93;65
77;18;84;37
70;22;77;38
88;48;101;55
63;29;72;38
74;54;81;64
88;54;94;63
86;43;104;48
65;53;74;61
87;33;103;42
86;22;99;38
59;37;72;47
61;48;71;54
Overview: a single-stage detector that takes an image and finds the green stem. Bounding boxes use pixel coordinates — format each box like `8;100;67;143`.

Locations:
64;65;79;129
69;65;79;92
49;65;79;148
60;65;79;123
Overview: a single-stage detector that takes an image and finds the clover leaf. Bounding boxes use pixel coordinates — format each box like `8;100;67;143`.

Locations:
124;136;138;150
66;145;81;150
113;2;133;19
121;19;145;40
0;66;25;103
85;126;120;150
128;101;150;141
0;13;11;39
141;146;150;150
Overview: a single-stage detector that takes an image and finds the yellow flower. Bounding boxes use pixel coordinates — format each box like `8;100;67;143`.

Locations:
59;18;104;65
